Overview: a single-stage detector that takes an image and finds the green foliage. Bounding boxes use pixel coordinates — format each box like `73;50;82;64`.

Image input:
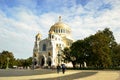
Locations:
0;50;32;69
84;28;117;68
0;51;15;69
62;28;119;68
85;30;112;68
103;28;117;49
70;40;86;68
62;47;71;62
111;44;120;67
15;57;32;68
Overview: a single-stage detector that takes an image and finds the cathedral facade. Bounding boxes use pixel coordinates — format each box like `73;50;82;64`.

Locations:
33;16;73;67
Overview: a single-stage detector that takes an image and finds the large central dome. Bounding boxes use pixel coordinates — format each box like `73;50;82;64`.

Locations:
50;22;71;31
49;16;71;38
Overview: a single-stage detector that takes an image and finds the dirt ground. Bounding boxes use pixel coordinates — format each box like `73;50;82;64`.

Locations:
0;69;119;80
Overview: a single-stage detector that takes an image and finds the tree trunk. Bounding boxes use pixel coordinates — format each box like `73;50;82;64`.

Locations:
72;61;76;68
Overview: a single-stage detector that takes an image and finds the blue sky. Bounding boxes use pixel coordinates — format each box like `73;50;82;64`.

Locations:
0;0;120;59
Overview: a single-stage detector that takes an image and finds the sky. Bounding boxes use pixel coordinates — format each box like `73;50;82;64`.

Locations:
0;0;120;59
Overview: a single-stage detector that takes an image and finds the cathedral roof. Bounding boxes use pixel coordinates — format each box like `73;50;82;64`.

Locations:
50;22;71;31
49;16;71;32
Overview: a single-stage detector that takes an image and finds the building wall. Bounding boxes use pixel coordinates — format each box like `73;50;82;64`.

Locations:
33;17;73;67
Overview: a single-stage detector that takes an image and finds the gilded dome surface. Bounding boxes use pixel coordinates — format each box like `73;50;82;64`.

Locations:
50;22;71;31
49;16;71;32
49;16;72;38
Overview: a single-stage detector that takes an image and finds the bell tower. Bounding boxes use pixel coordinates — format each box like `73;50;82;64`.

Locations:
33;33;41;66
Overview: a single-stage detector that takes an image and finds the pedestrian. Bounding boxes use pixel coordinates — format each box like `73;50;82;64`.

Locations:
61;64;66;74
57;64;61;73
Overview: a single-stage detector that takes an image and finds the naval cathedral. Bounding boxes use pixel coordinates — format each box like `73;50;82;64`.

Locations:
33;16;73;67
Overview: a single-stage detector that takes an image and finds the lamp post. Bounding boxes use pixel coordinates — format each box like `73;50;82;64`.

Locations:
57;47;62;65
32;58;35;70
6;57;10;69
57;53;61;64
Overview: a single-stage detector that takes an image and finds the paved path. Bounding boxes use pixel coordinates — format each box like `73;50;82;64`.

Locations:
0;69;120;80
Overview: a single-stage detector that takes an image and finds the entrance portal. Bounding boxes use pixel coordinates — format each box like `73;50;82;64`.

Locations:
47;57;52;67
40;56;45;67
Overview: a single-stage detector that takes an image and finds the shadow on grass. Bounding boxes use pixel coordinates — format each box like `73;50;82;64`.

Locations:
31;71;98;80
0;69;55;77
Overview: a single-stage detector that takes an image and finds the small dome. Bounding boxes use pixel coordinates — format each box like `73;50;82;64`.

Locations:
36;33;41;38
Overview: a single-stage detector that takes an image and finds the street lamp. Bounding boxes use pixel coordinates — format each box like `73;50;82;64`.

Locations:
57;53;61;64
57;47;62;65
6;57;10;69
32;58;36;70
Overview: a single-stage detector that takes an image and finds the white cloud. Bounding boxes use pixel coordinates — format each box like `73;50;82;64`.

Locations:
0;0;120;59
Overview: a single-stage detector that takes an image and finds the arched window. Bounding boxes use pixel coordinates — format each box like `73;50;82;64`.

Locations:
52;35;54;39
56;29;58;33
63;29;65;33
48;52;51;56
59;29;60;33
49;34;51;38
61;29;62;33
42;44;46;51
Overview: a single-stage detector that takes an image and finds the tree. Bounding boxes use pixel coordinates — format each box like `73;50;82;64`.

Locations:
102;28;118;67
93;32;111;68
62;28;117;68
111;44;120;67
62;40;87;68
102;28;117;49
70;40;86;68
62;47;71;62
62;47;76;68
0;51;15;69
14;57;32;69
25;57;32;68
84;28;116;68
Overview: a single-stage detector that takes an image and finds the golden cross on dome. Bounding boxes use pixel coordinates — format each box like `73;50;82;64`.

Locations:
59;16;61;22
